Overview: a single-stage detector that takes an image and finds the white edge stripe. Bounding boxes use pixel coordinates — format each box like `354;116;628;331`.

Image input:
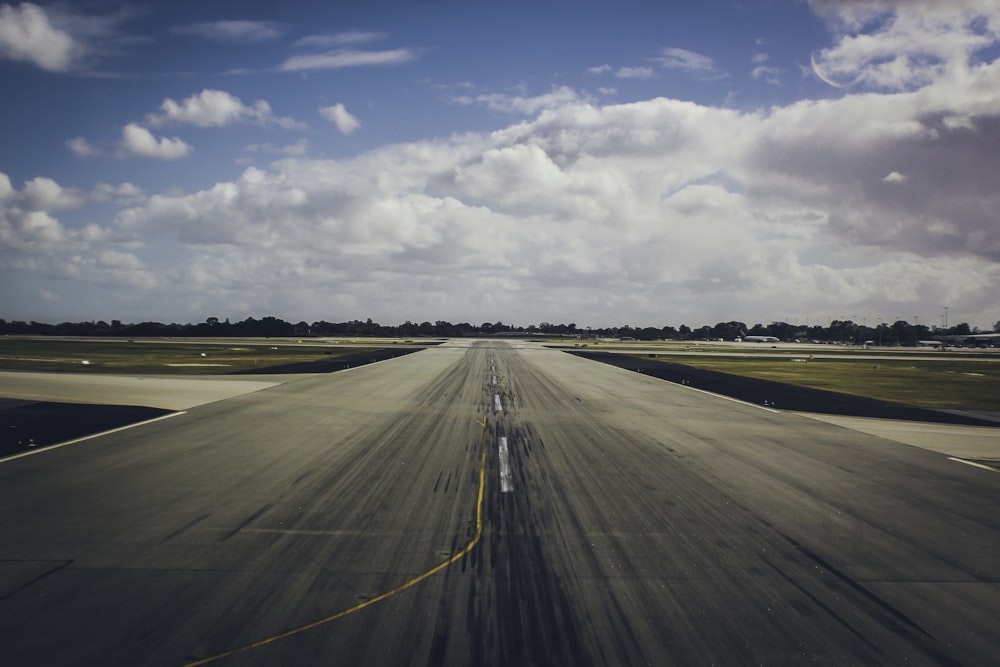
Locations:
593;359;779;413
338;351;417;374
1;411;186;463
947;456;999;473
671;380;780;413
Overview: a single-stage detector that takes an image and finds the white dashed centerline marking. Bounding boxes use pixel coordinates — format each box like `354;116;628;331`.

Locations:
493;393;503;412
498;436;513;492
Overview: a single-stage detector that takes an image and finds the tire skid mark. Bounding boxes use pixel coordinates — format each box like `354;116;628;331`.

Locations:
0;559;74;603
219;503;273;542
185;418;489;666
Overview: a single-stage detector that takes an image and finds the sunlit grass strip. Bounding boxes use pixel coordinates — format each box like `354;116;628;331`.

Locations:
0;338;382;375
566;340;998;358
650;356;1000;411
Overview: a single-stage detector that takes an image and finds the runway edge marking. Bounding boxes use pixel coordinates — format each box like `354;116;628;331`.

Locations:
185;417;490;666
598;359;780;413
0;411;187;464
947;456;1000;474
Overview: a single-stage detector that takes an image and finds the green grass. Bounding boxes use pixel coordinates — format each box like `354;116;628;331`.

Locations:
0;338;380;375
563;340;997;358
651;356;1000;411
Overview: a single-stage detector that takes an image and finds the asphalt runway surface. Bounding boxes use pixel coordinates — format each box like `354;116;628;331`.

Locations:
0;341;998;666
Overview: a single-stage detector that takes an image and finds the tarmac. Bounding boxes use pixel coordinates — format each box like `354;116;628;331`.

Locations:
798;413;1000;463
2;346;997;466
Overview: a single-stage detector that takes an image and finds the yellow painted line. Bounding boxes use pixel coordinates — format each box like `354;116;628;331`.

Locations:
186;418;490;666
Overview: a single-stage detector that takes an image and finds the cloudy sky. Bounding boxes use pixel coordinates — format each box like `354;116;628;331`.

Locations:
2;0;999;329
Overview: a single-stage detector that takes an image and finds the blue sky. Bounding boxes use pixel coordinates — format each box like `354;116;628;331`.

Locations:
2;0;999;329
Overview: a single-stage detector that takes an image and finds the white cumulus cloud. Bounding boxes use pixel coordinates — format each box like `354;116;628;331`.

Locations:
0;172;96;253
21;177;85;211
0;2;125;72
7;1;1000;328
810;0;1000;90
91;182;146;205
117;124;191;160
146;89;302;129
67;136;101;157
105;46;1000;326
0;2;79;71
319;104;361;134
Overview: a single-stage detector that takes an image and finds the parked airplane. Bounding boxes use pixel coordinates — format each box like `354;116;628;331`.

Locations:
739;334;779;343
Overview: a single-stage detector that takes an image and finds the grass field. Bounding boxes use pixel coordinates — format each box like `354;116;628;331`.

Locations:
649;355;1000;411
564;339;998;358
0;337;387;374
4;337;998;411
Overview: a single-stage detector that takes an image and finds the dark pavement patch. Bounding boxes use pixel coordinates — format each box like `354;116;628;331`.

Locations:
230;347;421;374
0;399;172;459
568;350;998;427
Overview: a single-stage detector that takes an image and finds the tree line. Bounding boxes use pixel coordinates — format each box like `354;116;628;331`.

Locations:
0;316;993;345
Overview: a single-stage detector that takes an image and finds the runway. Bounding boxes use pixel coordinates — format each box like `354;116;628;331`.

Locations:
0;341;997;665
